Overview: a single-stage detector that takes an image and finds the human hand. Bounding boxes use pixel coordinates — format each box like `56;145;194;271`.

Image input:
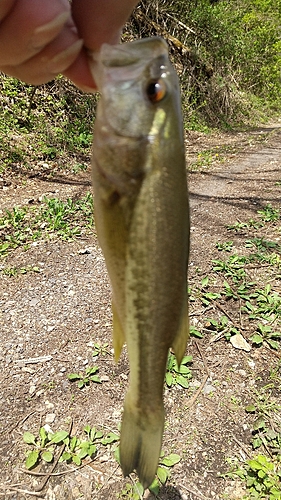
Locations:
0;0;139;90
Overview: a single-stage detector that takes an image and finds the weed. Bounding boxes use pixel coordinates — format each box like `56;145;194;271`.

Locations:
212;255;247;283
258;205;280;223
116;452;181;498
2;265;40;277
216;241;234;252
205;316;239;341
0;193;93;257
190;325;203;339
250;324;281;350
165;352;192;389
92;342;110;357
228;455;281;499
189;149;222;171
67;366;101;389
23;424;118;469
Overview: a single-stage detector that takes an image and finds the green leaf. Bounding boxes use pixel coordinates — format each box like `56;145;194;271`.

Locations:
201;276;209;287
177;365;190;374
60;451;72;461
67;373;81;381
245;404;256;413
78;448;89;459
133;482;144;497
267;339;279;350
190;326;203;338
50;430;69;444
39;427;49;447
251;334;263;345
176;375;190;388
89;375;101;383
253;417;266;431
23;432;37;445
70;436;77;451
42;451;53;463
148;478;160;495
114;445;121;465
157;466;169;484
86;366;99;375
160;453;181;467
101;432;119;445
78;380;86;389
165;372;174;387
87;444;97;457
72;454;82;466
25;450;39;469
181;355;193;364
95;430;103;440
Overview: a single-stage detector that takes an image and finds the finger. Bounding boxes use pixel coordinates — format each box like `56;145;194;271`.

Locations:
1;24;83;85
71;0;139;50
63;48;97;92
0;0;71;66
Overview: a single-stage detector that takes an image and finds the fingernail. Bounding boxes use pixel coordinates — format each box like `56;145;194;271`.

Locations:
48;39;83;74
31;11;70;49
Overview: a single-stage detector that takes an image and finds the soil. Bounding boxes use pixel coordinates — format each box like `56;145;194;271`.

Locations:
0;121;281;500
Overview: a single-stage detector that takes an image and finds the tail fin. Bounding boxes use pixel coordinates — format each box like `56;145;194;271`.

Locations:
120;394;164;489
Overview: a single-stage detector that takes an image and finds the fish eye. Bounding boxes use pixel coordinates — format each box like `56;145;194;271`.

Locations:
146;79;167;104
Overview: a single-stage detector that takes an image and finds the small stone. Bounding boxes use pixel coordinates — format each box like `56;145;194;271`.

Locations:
45;413;55;423
203;383;216;395
29;385;36;395
45;400;54;409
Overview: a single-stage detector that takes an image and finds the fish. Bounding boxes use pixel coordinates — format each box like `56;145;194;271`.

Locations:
90;36;189;489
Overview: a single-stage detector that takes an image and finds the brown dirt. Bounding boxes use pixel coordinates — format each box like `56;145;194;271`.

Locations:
0;122;281;500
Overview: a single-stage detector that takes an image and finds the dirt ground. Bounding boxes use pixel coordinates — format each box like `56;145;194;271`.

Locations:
0;121;280;500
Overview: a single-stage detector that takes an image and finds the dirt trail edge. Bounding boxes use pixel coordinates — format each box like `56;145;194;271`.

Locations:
0;124;280;500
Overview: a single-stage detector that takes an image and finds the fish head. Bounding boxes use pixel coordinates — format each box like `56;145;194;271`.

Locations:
90;37;183;141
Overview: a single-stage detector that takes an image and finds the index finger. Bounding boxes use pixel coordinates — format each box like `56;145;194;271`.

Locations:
63;0;139;91
71;0;139;50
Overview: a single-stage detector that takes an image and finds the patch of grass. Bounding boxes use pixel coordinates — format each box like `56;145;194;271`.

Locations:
190;202;281;353
228;455;281;499
189;148;224;171
0;192;94;257
67;366;101;389
116;452;181;498
165;352;192;389
1;265;40;277
23;424;119;469
0;77;97;175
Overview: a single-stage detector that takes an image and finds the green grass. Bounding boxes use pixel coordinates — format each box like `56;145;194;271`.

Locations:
0;193;94;258
0;76;97;176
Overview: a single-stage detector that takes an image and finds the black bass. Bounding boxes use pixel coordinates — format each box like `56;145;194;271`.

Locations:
90;37;189;489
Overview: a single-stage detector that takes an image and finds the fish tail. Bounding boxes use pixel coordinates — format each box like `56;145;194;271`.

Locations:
120;393;164;489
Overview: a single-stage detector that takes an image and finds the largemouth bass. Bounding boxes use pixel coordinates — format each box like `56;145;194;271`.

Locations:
90;37;189;489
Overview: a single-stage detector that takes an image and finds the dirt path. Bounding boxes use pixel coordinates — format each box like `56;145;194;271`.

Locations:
0;123;280;500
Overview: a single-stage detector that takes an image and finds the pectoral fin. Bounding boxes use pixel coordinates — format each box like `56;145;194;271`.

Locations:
171;302;189;366
112;300;125;362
